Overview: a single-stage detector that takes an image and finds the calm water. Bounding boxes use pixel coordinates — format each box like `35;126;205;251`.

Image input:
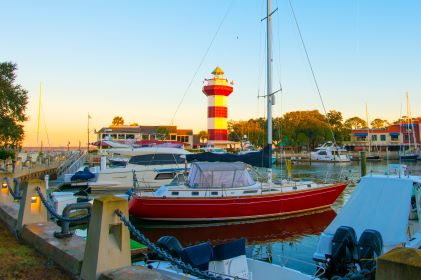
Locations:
135;160;421;275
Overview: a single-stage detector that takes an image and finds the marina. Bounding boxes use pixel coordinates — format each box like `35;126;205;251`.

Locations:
1;0;421;279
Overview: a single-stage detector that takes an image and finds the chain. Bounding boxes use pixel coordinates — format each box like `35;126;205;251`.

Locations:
35;187;91;223
3;177;22;200
114;209;225;280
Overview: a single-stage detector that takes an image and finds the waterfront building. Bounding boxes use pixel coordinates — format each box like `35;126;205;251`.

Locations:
96;125;196;148
349;117;421;151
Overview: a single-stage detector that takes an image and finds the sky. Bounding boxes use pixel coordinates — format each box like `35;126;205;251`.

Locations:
1;0;420;147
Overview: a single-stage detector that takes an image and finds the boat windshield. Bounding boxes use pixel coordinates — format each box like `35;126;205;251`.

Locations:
187;162;255;189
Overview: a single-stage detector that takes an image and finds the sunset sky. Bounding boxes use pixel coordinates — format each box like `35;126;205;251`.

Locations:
1;0;420;147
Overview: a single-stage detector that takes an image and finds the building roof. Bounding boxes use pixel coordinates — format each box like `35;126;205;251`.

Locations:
211;66;224;75
176;129;193;136
97;126;141;134
140;126;177;134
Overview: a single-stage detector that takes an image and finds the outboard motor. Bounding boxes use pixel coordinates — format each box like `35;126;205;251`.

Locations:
357;229;383;273
325;226;358;277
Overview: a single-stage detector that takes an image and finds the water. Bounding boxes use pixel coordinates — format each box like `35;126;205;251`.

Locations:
134;160;421;275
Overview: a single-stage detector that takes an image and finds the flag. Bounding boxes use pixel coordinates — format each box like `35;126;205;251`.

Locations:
88;113;92;119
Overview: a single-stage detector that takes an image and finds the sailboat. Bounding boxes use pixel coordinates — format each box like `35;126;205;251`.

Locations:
128;0;347;222
365;104;381;161
400;93;418;161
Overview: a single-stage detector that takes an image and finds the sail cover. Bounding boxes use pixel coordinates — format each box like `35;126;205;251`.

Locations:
315;176;413;259
187;162;255;189
186;145;272;168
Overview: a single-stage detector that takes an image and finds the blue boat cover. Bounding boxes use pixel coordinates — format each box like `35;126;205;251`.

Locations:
213;238;246;261
71;167;95;181
186;145;272;168
181;242;214;271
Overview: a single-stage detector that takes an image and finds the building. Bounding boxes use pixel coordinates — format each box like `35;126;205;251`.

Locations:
96;125;195;148
349;118;421;151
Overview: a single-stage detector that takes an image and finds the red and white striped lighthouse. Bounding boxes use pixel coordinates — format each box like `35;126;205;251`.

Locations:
202;66;234;144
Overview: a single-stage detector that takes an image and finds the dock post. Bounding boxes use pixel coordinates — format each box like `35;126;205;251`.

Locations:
360;151;367;177
16;179;48;231
80;196;131;280
1;177;13;204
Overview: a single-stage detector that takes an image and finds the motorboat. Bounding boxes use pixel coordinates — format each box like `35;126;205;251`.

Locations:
143;236;324;280
73;146;191;193
129;161;347;221
310;142;351;162
313;175;421;278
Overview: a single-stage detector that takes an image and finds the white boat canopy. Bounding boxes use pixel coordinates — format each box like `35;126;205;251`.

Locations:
187;162;255;189
314;176;413;261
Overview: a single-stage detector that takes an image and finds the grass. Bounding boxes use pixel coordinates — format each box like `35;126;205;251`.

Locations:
0;221;73;280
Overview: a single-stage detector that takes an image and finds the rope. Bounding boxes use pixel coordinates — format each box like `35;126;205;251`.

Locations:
114;209;225;280
170;0;235;125
287;0;336;144
35;187;91;223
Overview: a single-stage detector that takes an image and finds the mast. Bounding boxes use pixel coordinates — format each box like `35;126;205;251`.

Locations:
266;0;274;172
366;103;371;155
37;81;42;144
406;92;412;152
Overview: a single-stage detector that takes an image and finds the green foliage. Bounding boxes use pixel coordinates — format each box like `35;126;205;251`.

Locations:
198;130;208;143
111;116;124;126
371;118;389;129
155;127;169;140
0;149;15;161
0;62;28;149
344;116;367;129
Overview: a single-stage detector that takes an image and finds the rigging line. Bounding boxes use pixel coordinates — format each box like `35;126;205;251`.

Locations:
287;0;336;143
170;0;235;125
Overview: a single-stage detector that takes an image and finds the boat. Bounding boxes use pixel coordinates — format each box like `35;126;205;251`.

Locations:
129;161;347;221
128;0;348;222
313;174;421;278
310;142;351;162
143;236;323;280
399;93;420;161
72;146;191;193
364;103;381;161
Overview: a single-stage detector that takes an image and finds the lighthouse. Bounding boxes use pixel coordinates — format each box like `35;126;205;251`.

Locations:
202;66;234;145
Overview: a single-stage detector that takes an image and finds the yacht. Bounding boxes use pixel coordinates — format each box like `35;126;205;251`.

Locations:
74;146;191;193
310;142;351;162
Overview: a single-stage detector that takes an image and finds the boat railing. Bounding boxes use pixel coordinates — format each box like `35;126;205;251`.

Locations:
274;255;325;278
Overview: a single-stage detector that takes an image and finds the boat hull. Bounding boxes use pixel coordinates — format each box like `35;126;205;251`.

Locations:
129;183;347;221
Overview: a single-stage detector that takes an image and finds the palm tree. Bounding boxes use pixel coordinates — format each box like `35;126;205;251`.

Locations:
111;116;124;126
198;130;208;144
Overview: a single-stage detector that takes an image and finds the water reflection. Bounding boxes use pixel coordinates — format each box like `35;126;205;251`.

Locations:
137;210;336;246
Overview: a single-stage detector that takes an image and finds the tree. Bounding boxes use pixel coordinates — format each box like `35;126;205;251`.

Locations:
129;122;139;126
198;130;208;143
155;127;169;140
344;116;367;129
111;116;124;126
0;62;28;150
371;118;389;129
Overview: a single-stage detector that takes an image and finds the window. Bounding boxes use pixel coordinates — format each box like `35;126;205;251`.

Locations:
356;136;367;141
318;151;327;155
111;134;117;139
391;135;399;141
170;134;176;141
142;134;149;140
211;191;219;195
380;135;386;141
154;173;175;180
129;154;185;165
118;134;125;139
243;190;258;194
191;191;199;196
126;134;135;139
171;192;179;196
371;135;377;141
177;136;189;143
